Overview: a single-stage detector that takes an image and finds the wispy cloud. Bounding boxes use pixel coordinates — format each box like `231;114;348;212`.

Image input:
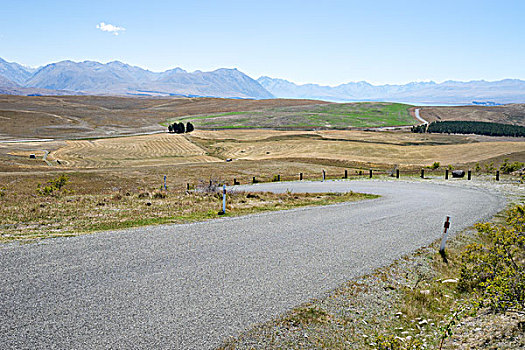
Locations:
96;22;125;36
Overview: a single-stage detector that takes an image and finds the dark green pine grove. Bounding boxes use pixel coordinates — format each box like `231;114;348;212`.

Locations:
168;122;194;134
412;121;525;137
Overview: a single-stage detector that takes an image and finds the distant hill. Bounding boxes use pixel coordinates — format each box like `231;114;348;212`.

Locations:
419;104;525;127
0;57;36;84
1;58;272;99
0;74;79;96
257;77;525;104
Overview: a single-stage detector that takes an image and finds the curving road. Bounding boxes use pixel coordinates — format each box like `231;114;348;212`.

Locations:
414;108;428;124
0;180;505;349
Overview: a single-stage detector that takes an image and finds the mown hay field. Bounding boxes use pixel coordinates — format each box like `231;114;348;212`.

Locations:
50;133;220;168
190;130;524;167
7;129;520;170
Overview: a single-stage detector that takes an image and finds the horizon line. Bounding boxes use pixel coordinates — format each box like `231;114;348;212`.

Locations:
2;56;524;88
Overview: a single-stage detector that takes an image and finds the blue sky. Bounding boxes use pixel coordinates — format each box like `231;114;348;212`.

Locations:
1;0;524;86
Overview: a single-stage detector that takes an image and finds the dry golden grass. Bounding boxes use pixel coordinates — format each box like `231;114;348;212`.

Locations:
227;140;523;165
50;133;220;168
193;129;472;145
190;130;524;167
2;129;523;171
0;182;374;242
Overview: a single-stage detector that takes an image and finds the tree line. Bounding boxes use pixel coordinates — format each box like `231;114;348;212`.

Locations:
168;122;194;134
411;120;525;137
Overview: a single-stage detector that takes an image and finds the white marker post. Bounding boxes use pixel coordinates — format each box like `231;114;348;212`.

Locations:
223;184;226;213
439;216;451;263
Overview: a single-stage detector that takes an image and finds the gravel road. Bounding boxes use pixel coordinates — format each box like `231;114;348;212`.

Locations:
414;108;428;124
0;180;506;349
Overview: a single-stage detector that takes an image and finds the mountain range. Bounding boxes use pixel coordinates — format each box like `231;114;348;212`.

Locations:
257;77;525;104
0;57;272;99
1;57;525;104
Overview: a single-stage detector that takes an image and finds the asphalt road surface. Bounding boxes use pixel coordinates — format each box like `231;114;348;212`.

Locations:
0;180;506;349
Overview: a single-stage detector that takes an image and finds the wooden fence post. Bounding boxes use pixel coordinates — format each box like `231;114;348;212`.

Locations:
218;184;226;215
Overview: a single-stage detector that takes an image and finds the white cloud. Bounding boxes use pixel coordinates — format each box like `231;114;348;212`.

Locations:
96;22;125;36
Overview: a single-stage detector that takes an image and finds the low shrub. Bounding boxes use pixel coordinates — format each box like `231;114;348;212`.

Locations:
153;191;166;199
474;162;481;173
459;204;525;313
36;174;69;196
499;158;524;174
138;191;150;198
374;334;423;350
429;162;440;170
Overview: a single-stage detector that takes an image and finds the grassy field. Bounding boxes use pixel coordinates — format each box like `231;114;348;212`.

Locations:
168;102;416;129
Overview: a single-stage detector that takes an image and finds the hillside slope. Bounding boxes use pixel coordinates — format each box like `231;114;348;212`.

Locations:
0;57;35;84
420;104;525;126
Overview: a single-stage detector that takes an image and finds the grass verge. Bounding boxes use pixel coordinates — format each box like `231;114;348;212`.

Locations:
0;178;377;243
